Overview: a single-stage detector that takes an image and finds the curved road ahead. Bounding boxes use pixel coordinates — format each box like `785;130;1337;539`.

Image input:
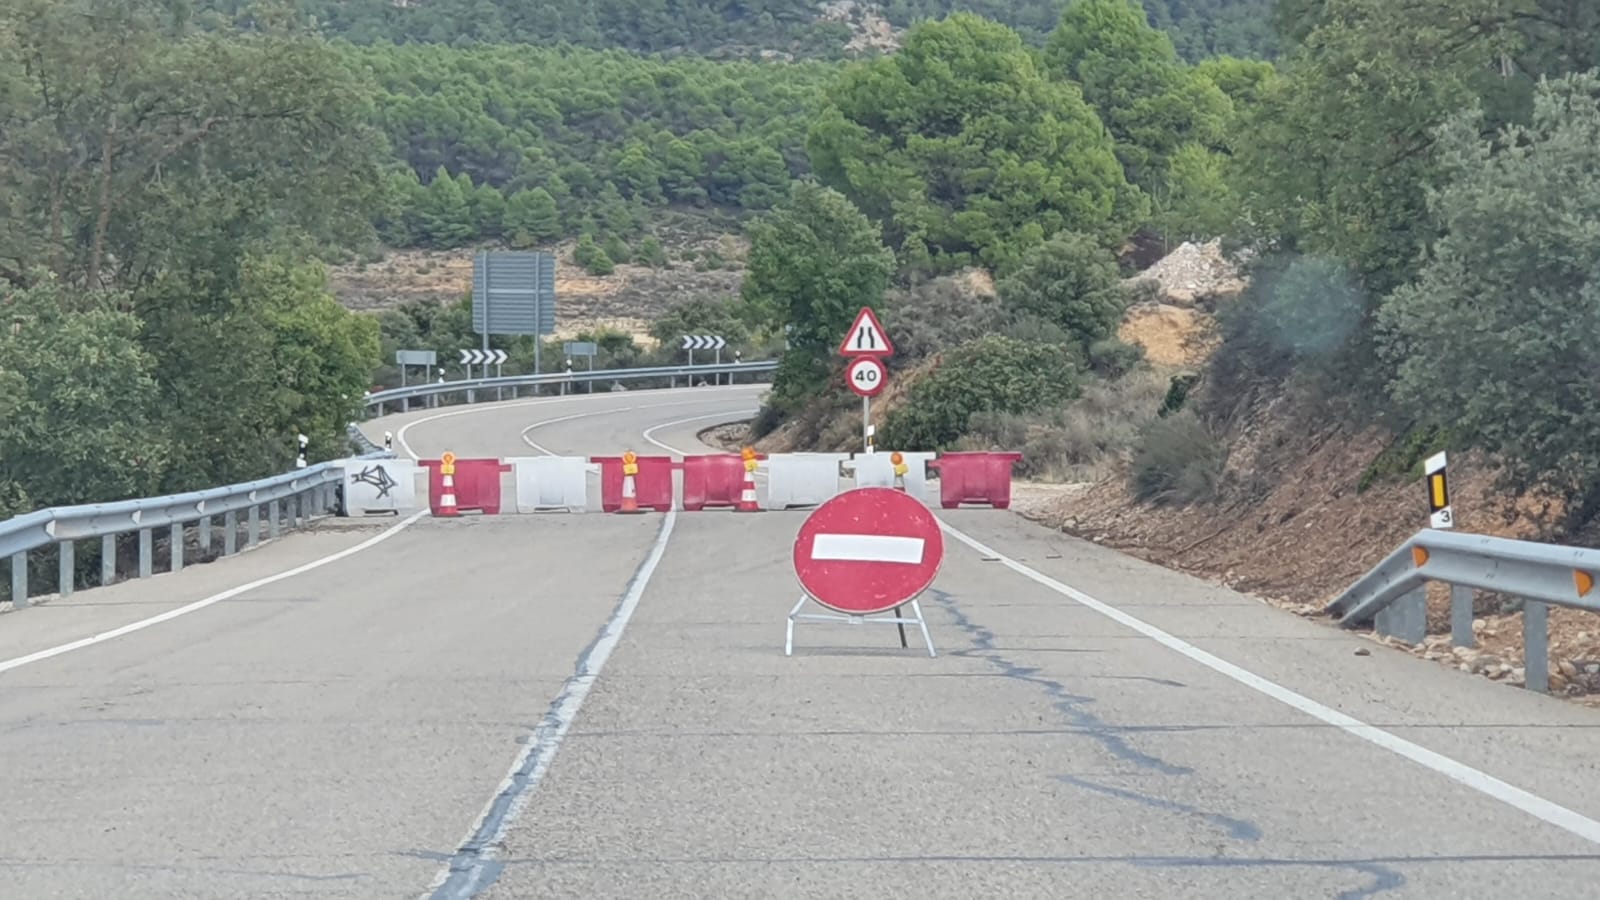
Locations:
0;385;1598;898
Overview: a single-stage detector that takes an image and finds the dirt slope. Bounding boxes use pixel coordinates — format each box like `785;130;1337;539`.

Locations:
328;222;747;343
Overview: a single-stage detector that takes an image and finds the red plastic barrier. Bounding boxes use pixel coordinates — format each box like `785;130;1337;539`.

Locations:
591;455;675;513
680;454;758;511
927;451;1024;509
419;457;510;515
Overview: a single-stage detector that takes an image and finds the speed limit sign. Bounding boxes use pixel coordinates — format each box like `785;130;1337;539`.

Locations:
846;356;887;398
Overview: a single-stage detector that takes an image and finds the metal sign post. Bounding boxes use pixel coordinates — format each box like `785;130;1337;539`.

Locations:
681;335;726;384
563;341;598;393
474;251;557;394
839;309;893;454
460;349;509;403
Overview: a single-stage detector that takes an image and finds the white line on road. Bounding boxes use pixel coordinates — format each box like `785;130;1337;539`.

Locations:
936;519;1600;846
641;409;760;455
518;399;739;457
519;409;623;456
424;508;680;899
811;533;925;563
0;510;428;677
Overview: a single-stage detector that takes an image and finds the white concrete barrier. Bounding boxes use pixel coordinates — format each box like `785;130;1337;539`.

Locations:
763;452;850;510
844;451;937;501
507;456;595;512
341;459;423;514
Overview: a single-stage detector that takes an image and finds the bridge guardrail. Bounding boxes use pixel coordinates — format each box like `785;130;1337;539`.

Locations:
1325;528;1600;693
362;360;777;415
0;361;773;613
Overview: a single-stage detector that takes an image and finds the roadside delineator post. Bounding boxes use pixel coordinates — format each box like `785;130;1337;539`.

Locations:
619;450;644;514
737;447;761;512
437;451;460;517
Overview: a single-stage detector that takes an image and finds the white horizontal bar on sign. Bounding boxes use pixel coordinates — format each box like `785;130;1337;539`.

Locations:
812;533;924;564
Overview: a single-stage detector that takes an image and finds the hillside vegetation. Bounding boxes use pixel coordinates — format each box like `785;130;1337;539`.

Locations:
194;0;1278;62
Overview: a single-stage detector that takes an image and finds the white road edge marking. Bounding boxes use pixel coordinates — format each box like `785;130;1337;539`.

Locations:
812;533;925;563
519;409;629;456
936;519;1600;846
518;399;736;457
641;409;760;455
0;510;428;676
423;506;681;898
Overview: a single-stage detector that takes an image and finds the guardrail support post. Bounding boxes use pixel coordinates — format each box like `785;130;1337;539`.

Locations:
199;515;212;554
170;523;183;574
247;505;260;547
10;551;27;609
101;535;115;586
59;540;74;597
287;493;300;529
138;528;153;579
224;511;238;556
1374;586;1426;645
268;499;281;540
1524;600;1549;693
1450;584;1475;647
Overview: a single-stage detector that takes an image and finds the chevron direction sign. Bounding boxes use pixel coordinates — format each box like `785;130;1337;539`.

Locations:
460;349;509;366
681;335;726;351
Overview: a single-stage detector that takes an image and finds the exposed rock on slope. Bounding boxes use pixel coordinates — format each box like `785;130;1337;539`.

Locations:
1123;238;1247;309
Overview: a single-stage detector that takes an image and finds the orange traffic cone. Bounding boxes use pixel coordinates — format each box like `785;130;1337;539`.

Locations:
736;447;761;512
620;472;643;513
437;451;460;517
618;450;645;514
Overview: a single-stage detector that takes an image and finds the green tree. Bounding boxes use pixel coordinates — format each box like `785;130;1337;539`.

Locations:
741;181;895;409
806;14;1138;275
635;236;669;267
0;0;385;291
1378;73;1600;527
136;255;380;490
0;278;169;508
573;234;615;276
1229;0;1510;297
504;187;561;247
418;166;475;248
1046;0;1231;192
996;232;1127;350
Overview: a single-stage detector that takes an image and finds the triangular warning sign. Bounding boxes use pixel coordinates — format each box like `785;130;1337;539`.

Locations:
838;306;894;357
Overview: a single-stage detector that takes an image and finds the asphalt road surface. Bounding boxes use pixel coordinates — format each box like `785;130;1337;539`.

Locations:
1;384;1599;899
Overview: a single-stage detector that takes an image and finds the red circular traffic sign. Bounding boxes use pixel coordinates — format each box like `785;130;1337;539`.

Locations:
793;487;944;615
846;356;887;398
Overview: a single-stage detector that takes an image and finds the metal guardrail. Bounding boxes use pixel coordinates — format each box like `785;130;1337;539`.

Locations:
362;360;777;414
0;361;773;613
1;428;395;609
1325;528;1600;693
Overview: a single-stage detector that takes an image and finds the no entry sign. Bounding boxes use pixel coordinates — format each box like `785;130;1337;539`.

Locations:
792;487;945;616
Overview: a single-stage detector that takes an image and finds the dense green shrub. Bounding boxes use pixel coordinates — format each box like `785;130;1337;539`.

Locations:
880;335;1082;450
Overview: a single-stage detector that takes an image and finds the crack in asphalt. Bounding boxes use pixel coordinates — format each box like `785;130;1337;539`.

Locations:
927;588;1406;899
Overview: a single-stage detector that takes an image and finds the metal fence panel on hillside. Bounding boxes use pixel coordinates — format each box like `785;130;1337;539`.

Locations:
472;251;556;336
